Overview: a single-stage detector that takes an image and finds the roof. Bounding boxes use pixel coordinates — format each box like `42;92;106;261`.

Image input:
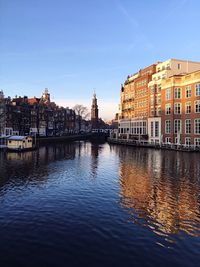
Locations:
7;136;31;141
28;97;40;105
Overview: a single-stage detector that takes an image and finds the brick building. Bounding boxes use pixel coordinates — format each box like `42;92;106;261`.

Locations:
161;70;200;146
119;64;156;140
148;59;200;144
118;58;200;146
0;89;76;136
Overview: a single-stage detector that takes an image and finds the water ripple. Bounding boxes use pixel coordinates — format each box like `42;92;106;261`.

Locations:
0;142;199;266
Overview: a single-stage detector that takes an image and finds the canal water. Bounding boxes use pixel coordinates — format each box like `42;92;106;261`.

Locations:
0;141;200;267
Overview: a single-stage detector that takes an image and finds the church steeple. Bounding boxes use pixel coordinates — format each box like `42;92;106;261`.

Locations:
41;88;50;105
91;91;99;128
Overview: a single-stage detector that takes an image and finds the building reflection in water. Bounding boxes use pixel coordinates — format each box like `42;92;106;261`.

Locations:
0;143;76;189
90;142;100;178
115;146;200;237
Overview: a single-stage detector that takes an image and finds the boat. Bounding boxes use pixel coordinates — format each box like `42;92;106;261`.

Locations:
7;135;36;152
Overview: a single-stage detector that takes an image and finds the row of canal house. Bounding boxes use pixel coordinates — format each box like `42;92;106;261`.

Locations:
118;58;200;147
0;89;89;137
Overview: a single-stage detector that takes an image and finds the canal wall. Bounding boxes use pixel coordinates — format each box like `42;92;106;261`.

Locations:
38;133;109;145
108;137;200;153
38;133;92;145
0;133;108;151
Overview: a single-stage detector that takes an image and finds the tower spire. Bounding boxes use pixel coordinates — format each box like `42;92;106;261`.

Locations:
91;90;99;129
93;88;96;98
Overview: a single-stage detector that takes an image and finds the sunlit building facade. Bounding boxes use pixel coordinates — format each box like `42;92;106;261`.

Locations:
161;69;200;146
118;58;200;145
119;64;157;140
148;59;200;144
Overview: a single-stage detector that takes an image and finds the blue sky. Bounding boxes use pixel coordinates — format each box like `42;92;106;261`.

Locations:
1;0;200;120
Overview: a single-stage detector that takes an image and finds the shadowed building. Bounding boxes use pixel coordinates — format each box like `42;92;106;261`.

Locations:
0;89;76;136
91;93;99;129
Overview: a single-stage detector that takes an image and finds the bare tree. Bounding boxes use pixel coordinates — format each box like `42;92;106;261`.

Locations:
73;104;90;132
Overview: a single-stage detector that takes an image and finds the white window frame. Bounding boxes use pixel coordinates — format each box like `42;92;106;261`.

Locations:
165;137;171;144
194;119;200;134
185;137;191;147
195;138;200;146
151;121;154;137
185;102;191;114
174;119;181;134
195;84;200;96
155;121;159;137
165;104;171;115
174;103;181;114
195;100;200;113
185;86;191;98
185;119;191;134
166;88;171;100
174;88;181;99
165;120;171;134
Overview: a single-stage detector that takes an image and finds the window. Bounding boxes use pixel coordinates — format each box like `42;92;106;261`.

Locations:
178;63;181;70
174;103;181;114
165;104;171;115
175;137;179;144
185;119;191;134
195;100;200;113
166;88;171;100
156;106;161;116
194;119;200;134
156;96;161;104
151;109;155;116
174;119;181;134
136;79;147;88
143;122;147;135
165;137;171;143
151;122;154;137
185;86;191;98
185;137;191;146
150;96;154;105
150;86;154;94
185;102;191;114
155;121;159;137
195;138;200;146
174;88;181;99
130;127;133;134
195;84;200;96
165;120;171;134
157;84;161;93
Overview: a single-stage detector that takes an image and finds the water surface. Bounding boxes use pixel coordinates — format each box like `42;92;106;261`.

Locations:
0;142;200;267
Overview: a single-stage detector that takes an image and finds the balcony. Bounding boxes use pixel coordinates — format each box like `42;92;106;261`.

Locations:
123;97;134;103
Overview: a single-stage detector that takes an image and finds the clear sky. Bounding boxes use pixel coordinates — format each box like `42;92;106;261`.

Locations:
1;0;200;120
